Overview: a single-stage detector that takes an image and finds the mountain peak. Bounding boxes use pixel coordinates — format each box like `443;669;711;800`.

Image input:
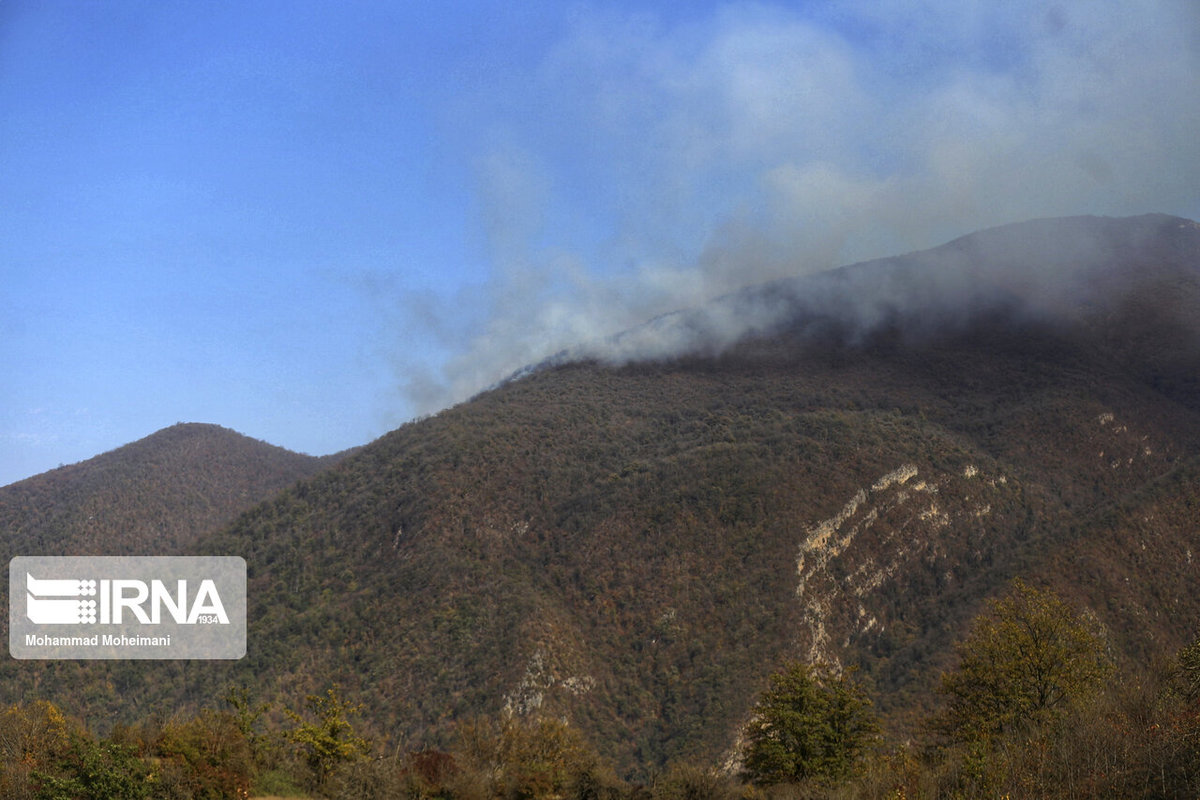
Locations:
0;422;330;555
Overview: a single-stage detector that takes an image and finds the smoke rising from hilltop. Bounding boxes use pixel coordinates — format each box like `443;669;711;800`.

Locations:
399;0;1200;416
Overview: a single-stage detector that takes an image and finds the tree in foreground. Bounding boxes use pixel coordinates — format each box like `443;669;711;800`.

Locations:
284;684;371;792
740;660;879;787
937;578;1112;742
449;713;614;800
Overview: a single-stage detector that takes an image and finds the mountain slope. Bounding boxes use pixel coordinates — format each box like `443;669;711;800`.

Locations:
203;214;1200;767
0;422;335;555
3;214;1199;775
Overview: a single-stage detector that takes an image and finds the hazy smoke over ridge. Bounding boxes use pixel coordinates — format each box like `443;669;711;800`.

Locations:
399;0;1200;416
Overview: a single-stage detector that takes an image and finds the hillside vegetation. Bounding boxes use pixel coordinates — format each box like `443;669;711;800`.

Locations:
0;422;336;555
1;215;1198;793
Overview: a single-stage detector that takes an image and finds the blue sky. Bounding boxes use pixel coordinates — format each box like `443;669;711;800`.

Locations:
2;0;1198;485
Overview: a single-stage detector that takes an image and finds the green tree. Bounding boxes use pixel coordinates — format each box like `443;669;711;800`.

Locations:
740;661;878;787
34;738;151;800
937;578;1112;742
284;685;371;792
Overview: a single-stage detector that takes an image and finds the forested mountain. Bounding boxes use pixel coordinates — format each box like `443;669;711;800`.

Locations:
0;422;336;554
3;214;1198;781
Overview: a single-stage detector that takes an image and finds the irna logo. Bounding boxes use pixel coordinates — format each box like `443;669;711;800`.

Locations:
10;556;245;660
25;573;229;625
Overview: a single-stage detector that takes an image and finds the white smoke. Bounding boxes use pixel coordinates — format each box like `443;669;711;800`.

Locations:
399;0;1200;415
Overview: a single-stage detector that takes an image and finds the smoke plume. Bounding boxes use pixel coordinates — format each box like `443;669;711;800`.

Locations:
400;0;1200;415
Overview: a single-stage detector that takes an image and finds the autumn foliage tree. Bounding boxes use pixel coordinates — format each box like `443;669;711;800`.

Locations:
284;685;371;792
0;701;84;799
448;713;608;800
937;579;1112;742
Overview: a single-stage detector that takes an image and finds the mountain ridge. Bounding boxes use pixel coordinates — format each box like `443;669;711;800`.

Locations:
512;213;1199;381
2;213;1198;776
0;421;339;555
